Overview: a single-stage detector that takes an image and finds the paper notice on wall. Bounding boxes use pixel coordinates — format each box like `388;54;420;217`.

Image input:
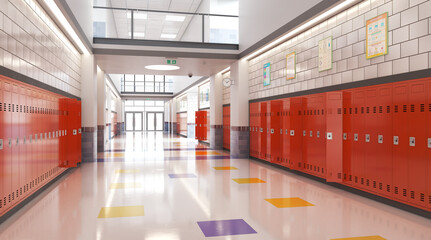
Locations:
286;52;296;80
318;36;333;71
263;63;271;86
366;12;388;59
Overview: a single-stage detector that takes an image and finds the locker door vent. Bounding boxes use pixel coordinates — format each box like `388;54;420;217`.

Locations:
12;192;14;201
387;106;390;113
379;183;383;190
344;108;347;114
337;173;342;179
379;106;382;113
8;194;10;203
420;193;425;202
429;195;431;204
373;106;376;113
403;189;407;197
0;103;2;111
366;107;370;114
349;175;352;181
350;108;352;114
395;187;399;195
366;179;370;186
387;185;390;192
314;166;316;171
344;173;347;180
322;168;324;173
337;108;342;114
420;104;425;112
395;105;398;113
403;105;407;112
429;104;431;112
322;109;324;115
0;198;2;208
410;191;415;199
318;167;320;172
355;176;358;183
373;181;377;188
410;104;415;112
20;188;22;196
361;178;364;185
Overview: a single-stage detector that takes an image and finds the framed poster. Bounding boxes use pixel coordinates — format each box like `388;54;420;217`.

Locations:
318;36;333;71
263;63;271;86
366;12;388;59
286;52;296;80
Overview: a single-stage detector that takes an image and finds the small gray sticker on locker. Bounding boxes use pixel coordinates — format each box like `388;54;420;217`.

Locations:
49;132;51;139
280;129;283;134
286;129;288;135
365;134;370;143
290;130;295;136
30;135;32;143
354;134;358;141
317;131;320;138
428;138;431;149
343;133;347;140
303;130;306;136
378;135;383;144
309;131;312;137
260;128;263;132
0;139;3;150
16;137;19;145
8;138;11;148
24;136;26;144
409;137;415;147
393;136;399;145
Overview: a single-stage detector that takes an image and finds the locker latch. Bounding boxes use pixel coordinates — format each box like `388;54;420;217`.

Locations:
365;134;370;143
354;133;358;141
24;136;26;144
45;133;47;139
30;135;32;143
16;137;19;145
73;129;77;135
393;136;399;145
303;130;306;136
8;138;11;148
378;135;383;144
0;139;3;150
343;133;347;140
271;129;274;134
309;131;312;137
290;130;295;136
65;130;67;136
409;137;415;147
280;129;283;134
428;138;431;149
285;129;288;135
49;132;51;139
260;128;263;133
327;132;333;140
317;131;320;138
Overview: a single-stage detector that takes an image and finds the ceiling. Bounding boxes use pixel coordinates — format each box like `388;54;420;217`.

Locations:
96;54;234;76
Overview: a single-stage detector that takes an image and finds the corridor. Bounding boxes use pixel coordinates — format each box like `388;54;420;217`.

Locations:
0;133;430;240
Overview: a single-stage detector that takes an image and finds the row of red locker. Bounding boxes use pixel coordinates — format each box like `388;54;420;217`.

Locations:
0;75;82;217
223;106;230;149
249;77;431;211
176;112;187;137
195;110;209;141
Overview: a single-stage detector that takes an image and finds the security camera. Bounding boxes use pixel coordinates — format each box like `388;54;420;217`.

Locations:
188;73;193;78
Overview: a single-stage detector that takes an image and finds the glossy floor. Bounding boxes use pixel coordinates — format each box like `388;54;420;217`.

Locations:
0;132;430;240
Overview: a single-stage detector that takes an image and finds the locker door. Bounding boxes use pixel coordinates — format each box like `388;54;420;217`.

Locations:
364;88;378;193
301;97;309;172
342;91;353;184
316;94;326;178
266;101;272;162
376;86;393;197
249;103;254;157
408;80;427;207
3;82;12;210
351;89;366;189
0;79;4;214
195;111;199;140
19;87;26;198
223;106;228;149
11;84;20;203
290;97;303;170
59;98;66;167
392;83;409;203
282;98;291;168
260;102;267;161
326;91;343;182
427;79;431;210
270;100;282;164
77;100;82;164
72;99;78;167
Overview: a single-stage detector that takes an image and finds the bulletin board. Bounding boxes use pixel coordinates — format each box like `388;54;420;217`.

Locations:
318;36;333;71
286;52;296;80
263;63;271;86
366;12;388;59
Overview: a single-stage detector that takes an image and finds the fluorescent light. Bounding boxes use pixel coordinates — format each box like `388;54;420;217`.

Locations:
166;15;185;22
127;12;147;19
161;33;177;39
218;67;230;75
244;0;359;60
145;65;180;71
129;32;145;37
43;0;90;55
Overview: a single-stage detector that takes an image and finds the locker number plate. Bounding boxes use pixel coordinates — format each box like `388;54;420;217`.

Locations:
280;129;283;134
303;130;306;136
327;132;333;140
409;137;415;147
0;139;3;150
317;131;320;138
428;138;431;149
73;130;77;135
309;131;313;137
343;133;347;140
271;129;274;134
365;134;370;143
260;128;263;133
393;136;399;145
378;135;383;144
354;134;358;141
290;130;295;136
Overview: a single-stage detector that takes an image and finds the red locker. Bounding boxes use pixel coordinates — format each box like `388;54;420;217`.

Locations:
364;88;378;193
301;96;309;172
427;79;431;211
248;103;255;157
265;101;271;162
19;87;26;198
3;81;12;211
11;84;20;203
315;94;326;178
260;102;268;161
351;88;366;189
270;100;282;164
342;91;352;184
77;100;82;164
282;98;291;168
325;91;343;182
256;102;261;159
0;80;4;214
223;106;230;150
290;97;303;170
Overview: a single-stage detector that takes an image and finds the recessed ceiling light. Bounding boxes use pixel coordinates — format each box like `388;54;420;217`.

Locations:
161;33;176;39
145;65;180;71
166;15;185;22
127;12;147;19
129;32;145;37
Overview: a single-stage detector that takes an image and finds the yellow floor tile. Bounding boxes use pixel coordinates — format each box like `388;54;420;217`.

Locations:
331;236;386;240
265;197;314;208
115;169;140;174
232;178;266;184
98;206;145;218
213;166;238;170
110;183;142;189
195;151;221;156
105;153;125;158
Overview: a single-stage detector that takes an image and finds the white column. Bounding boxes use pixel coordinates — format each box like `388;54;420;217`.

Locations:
97;67;106;152
209;74;223;149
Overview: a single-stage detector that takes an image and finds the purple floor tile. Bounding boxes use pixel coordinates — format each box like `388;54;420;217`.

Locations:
197;219;257;237
163;147;209;151
168;173;197;178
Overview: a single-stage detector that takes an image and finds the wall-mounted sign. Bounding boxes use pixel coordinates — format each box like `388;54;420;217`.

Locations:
167;59;177;64
263;62;271;86
366;12;388;59
318;36;333;71
286;52;296;80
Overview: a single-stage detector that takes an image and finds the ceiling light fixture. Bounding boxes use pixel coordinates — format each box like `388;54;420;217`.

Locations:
244;0;359;60
127;12;147;19
43;0;90;55
161;33;177;39
145;65;180;71
166;15;186;22
129;32;145;37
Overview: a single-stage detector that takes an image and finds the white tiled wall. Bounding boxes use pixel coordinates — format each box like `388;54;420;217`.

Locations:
222;71;230;105
248;0;431;100
0;0;81;97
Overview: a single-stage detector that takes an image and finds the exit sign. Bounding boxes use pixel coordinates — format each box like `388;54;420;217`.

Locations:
167;59;177;64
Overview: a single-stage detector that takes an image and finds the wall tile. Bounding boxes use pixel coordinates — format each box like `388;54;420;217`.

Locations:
419;1;431;19
393;0;410;14
359;0;371;15
409;53;429;71
393;57;410;74
342;20;353;35
365;65;378;79
332;73;342;85
359;54;371;67
401;6;419;26
347;56;359;70
389;13;401;31
378;2;392;15
418;34;431;52
385;44;401;61
371;0;385;9
353;68;365;81
341;70;353;83
429;51;431;68
342;45;353;58
410;0;428;7
352;41;365;56
347;31;359;45
393;25;409;44
401;38;419;57
352;14;365;30
337;59;347;72
410;19;429;39
378;61;393;76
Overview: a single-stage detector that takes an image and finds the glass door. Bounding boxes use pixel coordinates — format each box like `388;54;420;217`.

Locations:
147;112;164;131
125;112;143;131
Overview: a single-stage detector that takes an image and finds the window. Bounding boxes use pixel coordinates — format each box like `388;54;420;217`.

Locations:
117;74;173;93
